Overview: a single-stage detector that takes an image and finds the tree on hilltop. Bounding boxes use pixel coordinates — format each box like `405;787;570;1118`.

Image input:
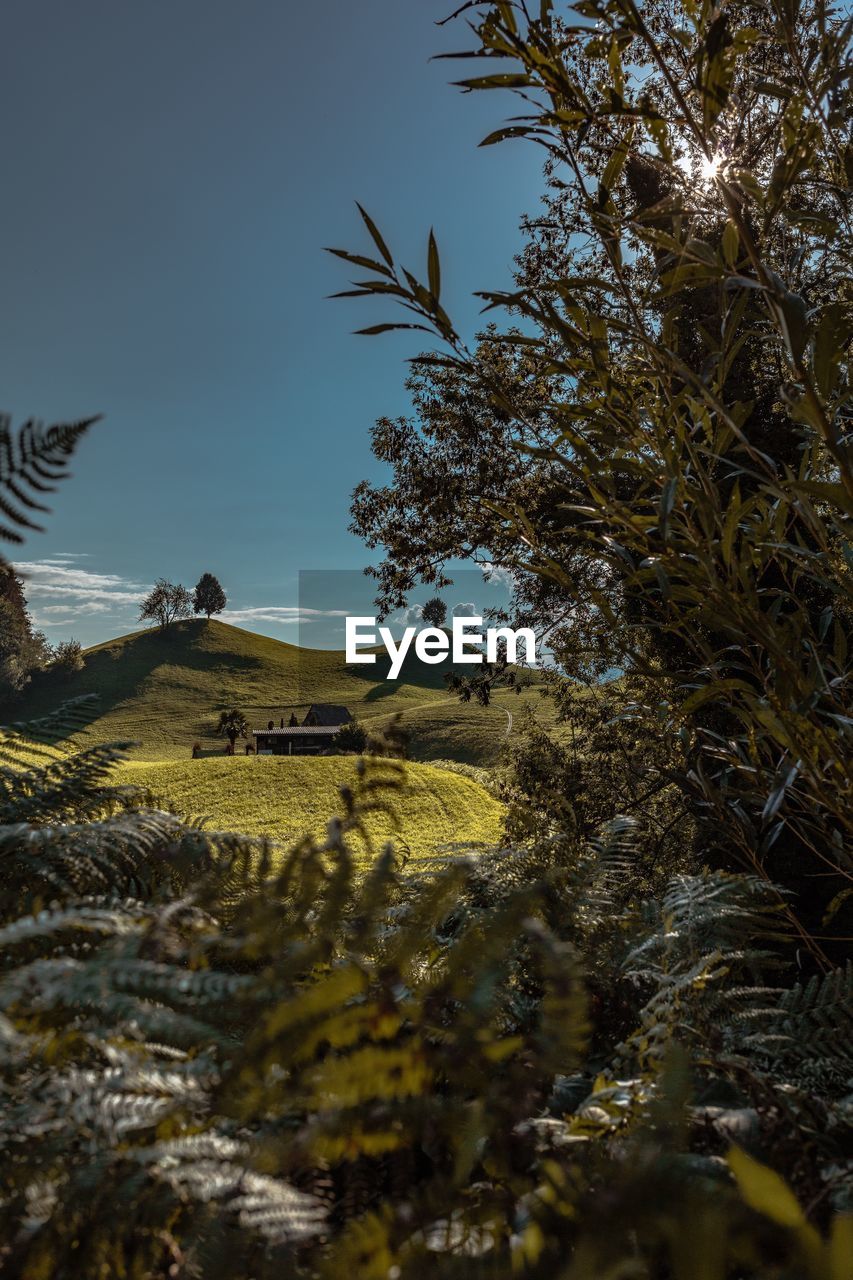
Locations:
193;572;226;620
139;579;192;630
421;597;447;628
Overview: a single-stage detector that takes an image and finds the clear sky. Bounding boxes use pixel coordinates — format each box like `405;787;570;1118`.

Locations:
1;0;542;647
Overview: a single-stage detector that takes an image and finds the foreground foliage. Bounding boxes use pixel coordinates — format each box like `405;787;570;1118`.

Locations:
0;709;850;1276
1;0;851;1275
344;0;853;951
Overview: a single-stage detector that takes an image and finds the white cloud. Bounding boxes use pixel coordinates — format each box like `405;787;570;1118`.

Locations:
14;557;353;638
14;559;149;626
393;604;424;629
220;606;349;626
452;601;477;617
481;562;517;593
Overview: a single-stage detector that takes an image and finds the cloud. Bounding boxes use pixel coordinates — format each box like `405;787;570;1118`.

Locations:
14;557;353;638
393;605;424;629
452;602;478;618
480;562;517;593
220;606;349;627
14;559;148;626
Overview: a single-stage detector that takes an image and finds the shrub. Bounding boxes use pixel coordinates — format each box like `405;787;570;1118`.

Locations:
333;718;367;753
49;638;84;674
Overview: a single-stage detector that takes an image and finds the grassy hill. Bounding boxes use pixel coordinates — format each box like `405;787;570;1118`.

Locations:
121;756;504;867
5;618;560;765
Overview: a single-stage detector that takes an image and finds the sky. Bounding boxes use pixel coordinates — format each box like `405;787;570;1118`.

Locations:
1;0;543;648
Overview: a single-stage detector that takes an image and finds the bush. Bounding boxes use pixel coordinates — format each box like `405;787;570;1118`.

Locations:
49;638;84;674
333;718;367;753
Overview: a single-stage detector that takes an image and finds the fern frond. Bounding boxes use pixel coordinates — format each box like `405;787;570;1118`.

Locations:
0;414;98;544
143;1135;327;1244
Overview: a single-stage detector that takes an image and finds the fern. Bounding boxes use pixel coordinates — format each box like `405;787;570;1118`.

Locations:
0;414;97;545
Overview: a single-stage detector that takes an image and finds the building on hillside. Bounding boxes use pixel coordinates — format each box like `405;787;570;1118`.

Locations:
302;704;352;727
252;704;352;756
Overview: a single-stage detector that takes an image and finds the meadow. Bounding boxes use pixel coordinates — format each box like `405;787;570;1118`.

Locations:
4;617;519;862
6;616;564;765
121;754;504;867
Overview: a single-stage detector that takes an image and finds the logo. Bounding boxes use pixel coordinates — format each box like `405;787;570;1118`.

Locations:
345;616;537;679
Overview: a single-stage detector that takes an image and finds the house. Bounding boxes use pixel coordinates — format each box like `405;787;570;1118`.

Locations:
252;704;352;756
302;704;352;727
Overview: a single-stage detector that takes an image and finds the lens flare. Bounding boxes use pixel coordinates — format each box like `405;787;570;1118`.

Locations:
700;153;722;182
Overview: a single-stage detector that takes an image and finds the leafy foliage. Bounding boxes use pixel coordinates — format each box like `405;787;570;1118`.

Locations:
2;703;850;1276
193;571;227;620
0;413;97;547
48;638;84;674
0;417;94;700
3;0;852;1274
139;578;194;630
421;596;448;627
333;717;368;752
216;707;248;749
338;0;853;953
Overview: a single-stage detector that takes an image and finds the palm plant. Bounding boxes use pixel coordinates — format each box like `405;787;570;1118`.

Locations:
216;707;248;751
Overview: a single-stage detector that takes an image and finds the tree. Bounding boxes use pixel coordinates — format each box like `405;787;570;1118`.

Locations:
420;597;447;628
193;572;226;620
0;567;51;696
334;2;852;951
216;707;248;751
139;579;192;630
333;718;367;753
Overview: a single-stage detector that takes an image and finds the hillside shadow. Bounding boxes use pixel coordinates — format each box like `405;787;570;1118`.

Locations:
342;652;454;701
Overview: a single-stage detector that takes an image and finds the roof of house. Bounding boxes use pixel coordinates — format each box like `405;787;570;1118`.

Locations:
253;725;341;737
302;704;352;726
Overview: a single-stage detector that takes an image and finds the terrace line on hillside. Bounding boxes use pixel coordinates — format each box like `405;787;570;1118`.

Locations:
346;616;538;679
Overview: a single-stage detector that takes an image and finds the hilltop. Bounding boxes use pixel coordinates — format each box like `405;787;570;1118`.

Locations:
4;618;558;764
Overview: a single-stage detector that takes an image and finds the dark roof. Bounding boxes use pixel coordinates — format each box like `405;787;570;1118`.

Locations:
253;725;340;737
302;704;352;726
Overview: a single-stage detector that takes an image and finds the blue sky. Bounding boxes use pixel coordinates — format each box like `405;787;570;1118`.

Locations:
1;0;542;647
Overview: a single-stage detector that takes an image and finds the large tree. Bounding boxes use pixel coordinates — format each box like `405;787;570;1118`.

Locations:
420;596;448;628
0;411;93;700
193;572;226;620
139;579;193;630
0;567;51;696
336;0;852;952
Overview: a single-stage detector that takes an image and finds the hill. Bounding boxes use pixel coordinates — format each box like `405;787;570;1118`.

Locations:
121;755;504;867
5;618;560;765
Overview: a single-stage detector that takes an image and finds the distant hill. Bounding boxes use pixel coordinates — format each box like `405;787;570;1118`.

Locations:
4;618;558;765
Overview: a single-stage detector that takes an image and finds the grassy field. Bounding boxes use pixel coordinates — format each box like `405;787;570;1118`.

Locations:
121;755;504;866
3;618;561;766
0;619;592;858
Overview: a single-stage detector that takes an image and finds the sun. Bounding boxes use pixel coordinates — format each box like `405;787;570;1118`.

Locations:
674;147;725;186
700;153;723;182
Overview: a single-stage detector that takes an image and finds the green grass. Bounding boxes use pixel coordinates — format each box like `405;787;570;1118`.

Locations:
122;755;504;866
4;618;556;766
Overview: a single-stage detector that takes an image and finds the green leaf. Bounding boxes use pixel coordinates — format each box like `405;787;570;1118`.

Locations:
722;219;739;268
355;203;394;269
428;230;441;300
727;1147;807;1229
813;302;853;398
354;322;432;336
